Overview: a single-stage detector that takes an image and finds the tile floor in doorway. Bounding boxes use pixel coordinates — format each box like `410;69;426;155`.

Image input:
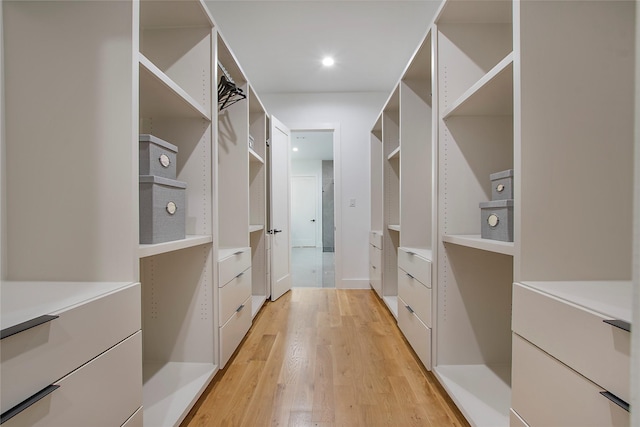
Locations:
291;247;335;288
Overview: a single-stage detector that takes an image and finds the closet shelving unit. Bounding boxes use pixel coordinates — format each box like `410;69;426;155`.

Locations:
381;87;401;317
433;1;515;426
369;116;384;298
138;1;217;426
249;86;269;317
511;2;635;426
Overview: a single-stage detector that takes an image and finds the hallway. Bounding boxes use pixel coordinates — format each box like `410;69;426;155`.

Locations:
181;289;468;427
292;247;335;288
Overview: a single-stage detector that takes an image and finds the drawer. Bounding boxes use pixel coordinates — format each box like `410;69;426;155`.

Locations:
220;267;252;324
510;409;529;427
512;334;629;427
397;295;431;370
3;331;142;427
121;407;143;427
1;283;141;414
220;295;252;368
369;244;381;269
397;248;431;288
369;231;382;249
370;264;382;298
219;247;251;287
512;283;630;403
398;268;431;327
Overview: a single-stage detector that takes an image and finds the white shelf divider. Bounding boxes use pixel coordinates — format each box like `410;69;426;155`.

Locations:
388;224;401;232
139;53;210;120
142;361;216;427
442;53;514;119
249;148;265;164
434;364;511;427
139;235;213;259
387;146;401;160
442;234;514;256
249;224;265;233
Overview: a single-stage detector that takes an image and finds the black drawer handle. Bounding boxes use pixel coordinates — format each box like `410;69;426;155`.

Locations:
406;273;414;279
1;384;60;424
371;265;377;269
233;250;244;255
236;304;245;313
600;391;629;412
1;315;59;340
603;319;630;332
236;271;244;278
405;305;414;314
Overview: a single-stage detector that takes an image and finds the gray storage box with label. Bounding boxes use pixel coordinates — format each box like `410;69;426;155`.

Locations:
490;169;514;200
139;175;186;244
480;199;513;242
139;134;178;179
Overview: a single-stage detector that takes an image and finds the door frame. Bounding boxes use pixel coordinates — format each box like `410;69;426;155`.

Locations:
288;122;341;288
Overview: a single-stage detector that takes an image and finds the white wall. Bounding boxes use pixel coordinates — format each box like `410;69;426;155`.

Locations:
262;92;388;288
632;5;639;424
292;159;323;248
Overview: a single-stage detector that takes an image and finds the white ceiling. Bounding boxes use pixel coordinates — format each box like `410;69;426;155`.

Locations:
205;1;442;94
291;130;334;160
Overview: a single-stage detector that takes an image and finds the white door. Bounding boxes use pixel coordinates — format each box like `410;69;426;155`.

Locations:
269;116;292;301
292;176;317;247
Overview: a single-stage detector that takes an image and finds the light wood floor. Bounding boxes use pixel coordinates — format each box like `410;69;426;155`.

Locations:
181;288;469;427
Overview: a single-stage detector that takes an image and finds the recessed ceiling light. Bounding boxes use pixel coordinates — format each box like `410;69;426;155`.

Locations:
293;147;299;152
322;57;335;67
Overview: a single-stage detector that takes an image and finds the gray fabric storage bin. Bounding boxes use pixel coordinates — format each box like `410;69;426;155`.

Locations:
490;169;514;201
139;175;186;244
480;199;513;242
139;134;178;179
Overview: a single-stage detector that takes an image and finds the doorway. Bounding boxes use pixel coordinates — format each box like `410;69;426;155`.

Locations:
290;129;335;288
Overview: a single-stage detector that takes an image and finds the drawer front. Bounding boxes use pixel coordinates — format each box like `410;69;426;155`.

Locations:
121;407;143;427
219;248;251;286
513;283;630;403
1;283;141;414
369;231;382;249
398;268;431;327
220;267;252;324
512;334;629;427
4;331;142;427
510;409;529;427
369;244;382;270
397;296;431;370
220;296;252;368
370;264;382;298
397;249;431;288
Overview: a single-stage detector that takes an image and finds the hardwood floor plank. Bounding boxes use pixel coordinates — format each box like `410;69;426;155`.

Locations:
181;289;469;427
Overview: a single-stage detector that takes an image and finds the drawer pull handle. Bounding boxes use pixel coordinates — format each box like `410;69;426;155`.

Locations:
233;250;244;255
1;314;59;340
236;272;244;278
236;304;245;313
406;273;414;279
603;319;631;332
405;305;414;314
371;265;377;269
0;384;60;424
600;391;629;412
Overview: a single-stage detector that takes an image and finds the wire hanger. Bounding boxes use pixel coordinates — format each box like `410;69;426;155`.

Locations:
218;62;246;111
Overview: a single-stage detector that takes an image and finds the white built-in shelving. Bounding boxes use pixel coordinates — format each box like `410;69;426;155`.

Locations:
138;1;216;425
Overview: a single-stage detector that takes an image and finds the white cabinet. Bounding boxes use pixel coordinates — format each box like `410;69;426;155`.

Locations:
512;282;631;427
1;282;141;426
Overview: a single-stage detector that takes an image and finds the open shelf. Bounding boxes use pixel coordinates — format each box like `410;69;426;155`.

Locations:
434;364;511;427
252;295;267;318
442;54;513;118
387;146;400;160
442;234;514;256
139;53;210;120
142;361;216;427
383;295;398;319
249;148;265;164
139;235;213;259
388;225;401;232
249;224;265;233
